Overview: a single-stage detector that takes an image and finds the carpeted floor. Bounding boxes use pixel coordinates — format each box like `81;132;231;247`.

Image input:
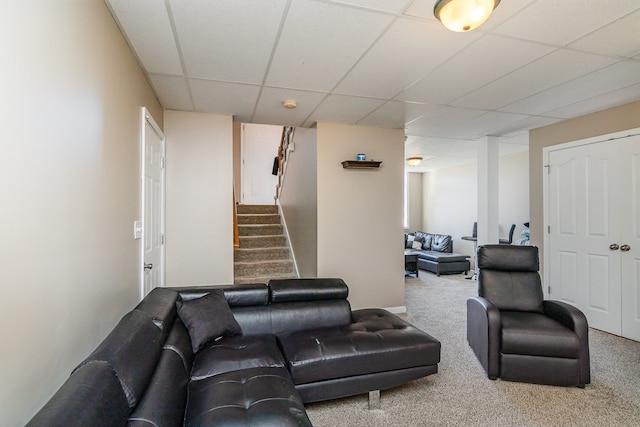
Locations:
305;271;640;426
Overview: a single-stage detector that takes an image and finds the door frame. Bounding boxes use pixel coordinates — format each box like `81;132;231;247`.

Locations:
543;127;640;299
139;107;166;299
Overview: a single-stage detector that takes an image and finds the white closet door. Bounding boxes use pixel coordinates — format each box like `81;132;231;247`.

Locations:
620;134;640;341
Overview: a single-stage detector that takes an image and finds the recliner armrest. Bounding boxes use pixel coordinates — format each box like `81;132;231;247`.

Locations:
467;297;501;379
543;300;591;386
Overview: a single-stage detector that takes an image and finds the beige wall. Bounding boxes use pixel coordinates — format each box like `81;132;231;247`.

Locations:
0;1;163;425
421;151;530;261
165;111;234;286
279;128;318;277
317;123;405;310
530;100;640;267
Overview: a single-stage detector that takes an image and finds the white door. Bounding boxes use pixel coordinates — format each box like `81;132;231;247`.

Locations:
547;141;622;335
241;123;281;204
546;129;640;341
141;108;165;297
620;135;640;341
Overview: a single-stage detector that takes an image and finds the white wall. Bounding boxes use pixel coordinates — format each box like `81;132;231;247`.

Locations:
0;1;163;425
317;123;405;310
407;172;423;231
421;151;530;261
279;127;318;278
165;111;234;286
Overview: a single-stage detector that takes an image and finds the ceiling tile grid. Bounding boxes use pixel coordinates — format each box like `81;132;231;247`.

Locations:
105;0;640;171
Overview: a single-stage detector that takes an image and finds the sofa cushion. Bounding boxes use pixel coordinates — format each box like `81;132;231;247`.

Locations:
176;290;243;353
413;232;432;250
134;287;179;332
185;367;312;427
277;309;440;385
418;251;469;263
191;334;286;381
501;312;580;359
431;234;451;252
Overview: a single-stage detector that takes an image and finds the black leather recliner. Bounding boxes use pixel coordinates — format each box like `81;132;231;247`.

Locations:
467;245;590;387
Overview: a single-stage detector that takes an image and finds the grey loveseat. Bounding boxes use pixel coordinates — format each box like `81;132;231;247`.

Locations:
28;278;441;426
405;231;470;276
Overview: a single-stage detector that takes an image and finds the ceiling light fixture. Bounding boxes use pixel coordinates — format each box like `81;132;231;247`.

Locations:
434;0;500;32
406;156;423;166
283;100;297;109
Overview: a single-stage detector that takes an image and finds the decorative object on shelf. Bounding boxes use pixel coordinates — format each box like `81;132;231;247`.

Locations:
357;153;366;161
434;0;500;32
406;156;423;166
341;160;382;169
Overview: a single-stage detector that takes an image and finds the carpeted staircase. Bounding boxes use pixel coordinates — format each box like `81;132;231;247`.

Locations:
234;204;297;285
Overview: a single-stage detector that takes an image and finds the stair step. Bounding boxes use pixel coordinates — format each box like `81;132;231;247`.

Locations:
234;259;295;276
237;204;278;215
234;247;291;262
234;273;297;285
238;224;283;236
237;214;281;225
239;235;287;248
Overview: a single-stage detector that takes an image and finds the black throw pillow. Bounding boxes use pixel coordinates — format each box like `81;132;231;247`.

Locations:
176;290;242;353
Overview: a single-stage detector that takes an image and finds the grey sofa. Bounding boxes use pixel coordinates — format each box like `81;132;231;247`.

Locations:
28;278;441;426
405;231;470;276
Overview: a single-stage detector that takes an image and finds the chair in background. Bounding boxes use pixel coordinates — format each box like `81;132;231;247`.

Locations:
466;245;590;387
499;224;516;244
461;222;477;280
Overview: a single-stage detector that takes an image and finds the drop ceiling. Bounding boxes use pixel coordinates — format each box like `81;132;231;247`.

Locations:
105;0;640;171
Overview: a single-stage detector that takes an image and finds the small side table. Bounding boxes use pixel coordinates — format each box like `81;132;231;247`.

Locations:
404;251;419;277
461;236;477;280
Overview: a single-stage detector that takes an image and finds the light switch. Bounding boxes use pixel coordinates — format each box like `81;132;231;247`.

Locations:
133;221;142;240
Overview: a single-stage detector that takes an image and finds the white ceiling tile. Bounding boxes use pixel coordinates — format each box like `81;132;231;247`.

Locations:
336;18;480;99
543;82;640;119
148;74;194;111
492;0;640;46
470;110;532;136
398;35;554;105
357;101;407;128
488;116;563;137
266;0;394;92
305;94;385;125
499;60;640;116
569;9;640;58
170;0;288;83
189;79;261;122
405;106;488;139
106;0;182;74
252;87;327;127
452;49;617;110
327;0;414;14
406;137;478;158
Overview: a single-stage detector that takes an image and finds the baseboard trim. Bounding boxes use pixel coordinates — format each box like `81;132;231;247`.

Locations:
384;306;407;314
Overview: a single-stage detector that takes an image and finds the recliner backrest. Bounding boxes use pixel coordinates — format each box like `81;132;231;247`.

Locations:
477;245;543;313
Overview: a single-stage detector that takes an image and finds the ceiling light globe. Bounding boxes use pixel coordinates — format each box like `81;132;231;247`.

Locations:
434;0;500;32
406;157;423;166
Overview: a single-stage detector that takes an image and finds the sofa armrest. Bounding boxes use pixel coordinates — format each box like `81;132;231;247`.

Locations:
467;296;501;379
543;300;590;386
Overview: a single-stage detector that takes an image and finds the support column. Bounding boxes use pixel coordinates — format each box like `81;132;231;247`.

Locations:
477;136;499;245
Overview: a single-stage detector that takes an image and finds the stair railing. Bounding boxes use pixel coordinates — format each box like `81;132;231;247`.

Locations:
233;183;240;248
274;126;295;202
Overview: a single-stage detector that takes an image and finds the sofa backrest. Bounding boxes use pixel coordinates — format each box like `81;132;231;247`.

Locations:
176;279;353;336
411;232;453;253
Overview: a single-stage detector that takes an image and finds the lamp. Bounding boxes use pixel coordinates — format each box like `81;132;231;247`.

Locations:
406;156;423;166
434;0;500;32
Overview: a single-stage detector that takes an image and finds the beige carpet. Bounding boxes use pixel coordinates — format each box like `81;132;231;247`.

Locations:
305;271;640;426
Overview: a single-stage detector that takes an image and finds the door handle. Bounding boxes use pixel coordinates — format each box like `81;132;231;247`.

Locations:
609;244;619;250
144;263;153;270
620;244;631;252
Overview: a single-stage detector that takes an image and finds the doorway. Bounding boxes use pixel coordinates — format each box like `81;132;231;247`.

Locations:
241;123;281;205
140;107;166;298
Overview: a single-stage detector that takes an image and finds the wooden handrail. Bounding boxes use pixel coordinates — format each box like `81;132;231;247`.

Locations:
233;184;239;248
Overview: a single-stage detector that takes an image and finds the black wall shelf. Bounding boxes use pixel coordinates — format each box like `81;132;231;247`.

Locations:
341;160;382;169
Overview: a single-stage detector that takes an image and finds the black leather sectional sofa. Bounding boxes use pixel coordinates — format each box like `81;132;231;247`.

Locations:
405;231;470;276
28;278;441;426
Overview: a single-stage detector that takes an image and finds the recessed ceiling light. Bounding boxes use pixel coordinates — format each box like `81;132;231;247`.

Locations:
434;0;500;32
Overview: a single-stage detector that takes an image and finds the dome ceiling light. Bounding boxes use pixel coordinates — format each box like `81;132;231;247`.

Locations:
434;0;500;32
406;156;423;166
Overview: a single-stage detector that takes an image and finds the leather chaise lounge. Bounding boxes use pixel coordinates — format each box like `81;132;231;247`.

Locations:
405;231;470;276
28;278;441;426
